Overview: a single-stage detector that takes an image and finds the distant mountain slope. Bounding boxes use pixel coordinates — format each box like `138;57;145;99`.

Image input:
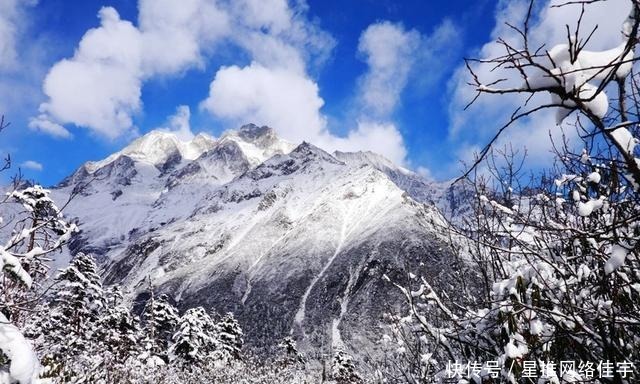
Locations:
51;124;467;356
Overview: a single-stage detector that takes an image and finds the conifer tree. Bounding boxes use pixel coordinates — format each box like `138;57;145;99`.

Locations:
331;349;363;384
278;336;305;366
38;252;105;380
215;312;244;361
98;303;141;361
169;306;217;366
141;292;179;364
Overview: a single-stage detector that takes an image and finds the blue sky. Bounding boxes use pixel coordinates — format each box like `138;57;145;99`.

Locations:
1;0;630;186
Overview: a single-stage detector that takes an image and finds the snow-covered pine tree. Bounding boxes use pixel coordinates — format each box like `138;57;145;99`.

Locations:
215;312;244;361
98;302;141;361
53;252;105;332
37;252;105;380
331;349;363;384
169;306;217;366
278;336;305;366
105;285;124;308
141;293;179;364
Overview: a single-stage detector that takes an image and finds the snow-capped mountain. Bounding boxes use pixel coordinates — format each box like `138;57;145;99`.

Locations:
52;124;463;356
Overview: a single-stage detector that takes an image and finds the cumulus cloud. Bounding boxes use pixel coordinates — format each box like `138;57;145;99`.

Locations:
201;63;409;164
357;22;420;117
201;62;325;143
320;121;407;165
137;0;230;75
37;8;143;139
33;0;334;141
32;0;417;167
33;1;230;140
448;0;632;167
21;160;43;171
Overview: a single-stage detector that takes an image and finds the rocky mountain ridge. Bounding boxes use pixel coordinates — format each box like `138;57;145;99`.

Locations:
51;124;467;356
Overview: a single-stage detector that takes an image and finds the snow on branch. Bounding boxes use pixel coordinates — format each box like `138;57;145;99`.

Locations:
459;0;640;186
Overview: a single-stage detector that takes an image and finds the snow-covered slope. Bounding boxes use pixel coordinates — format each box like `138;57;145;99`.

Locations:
52;124;462;356
52;124;294;257
85;131;216;172
334;150;442;204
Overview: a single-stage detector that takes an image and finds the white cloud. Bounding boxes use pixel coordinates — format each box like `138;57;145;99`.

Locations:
201;62;325;143
232;0;292;34
37;7;143;139
28;114;72;139
412;19;460;90
319;121;407;165
0;1;19;71
158;105;194;141
201;17;435;166
31;0;409;167
336;19;460;171
416;166;432;179
201;62;409;164
357;22;420;117
21;160;43;171
447;0;632;167
0;0;36;72
34;0;228;140
138;0;230;75
33;0;333;141
0;0;55;121
196;1;408;164
232;0;334;72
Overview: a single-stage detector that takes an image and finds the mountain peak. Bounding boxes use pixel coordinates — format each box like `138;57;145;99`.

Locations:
291;142;344;165
334;150;410;174
85;130;216;173
236;124;276;141
220;124;295;167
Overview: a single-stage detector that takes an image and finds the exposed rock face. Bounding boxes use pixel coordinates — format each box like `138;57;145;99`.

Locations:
51;124;466;357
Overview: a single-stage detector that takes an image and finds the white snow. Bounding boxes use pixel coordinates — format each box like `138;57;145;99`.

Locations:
331;259;366;348
0;249;32;288
530;38;633;124
219;128;295;167
47;124;450;358
586;171;601;184
0;313;39;384
504;334;528;359
572;190;581;202
529;318;544;336
86;131;216;172
611;127;636;155
577;197;604;216
294;209;350;328
579;83;609;119
604;245;628;274
579;42;634;80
